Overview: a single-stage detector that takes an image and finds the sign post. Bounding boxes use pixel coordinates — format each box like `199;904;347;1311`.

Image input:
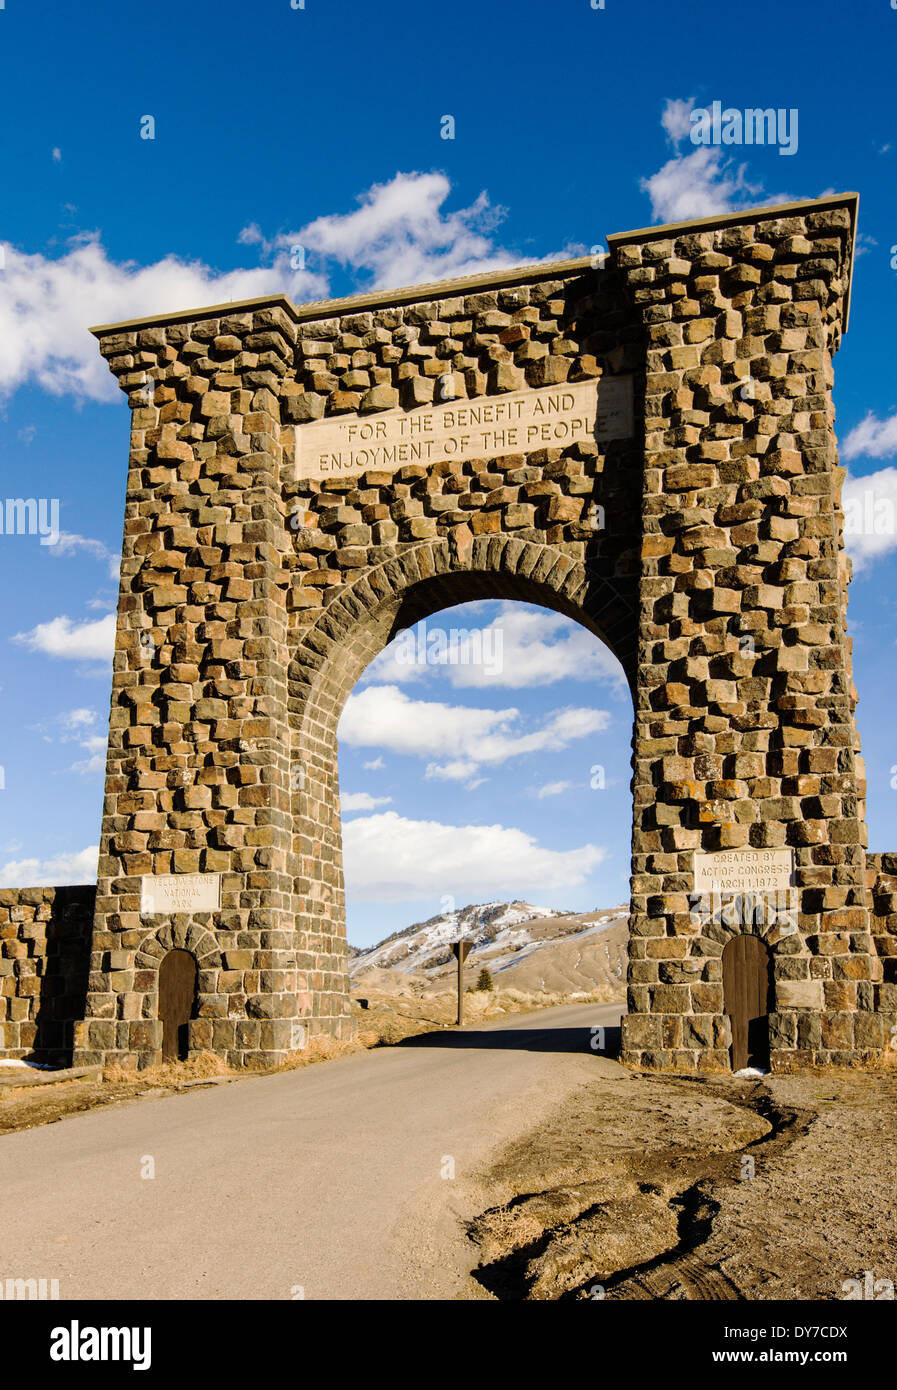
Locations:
451;940;473;1026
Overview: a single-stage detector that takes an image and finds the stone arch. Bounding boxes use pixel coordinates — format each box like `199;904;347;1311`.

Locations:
289;534;637;719
135;922;222;972
69;192;887;1074
286;534;639;1039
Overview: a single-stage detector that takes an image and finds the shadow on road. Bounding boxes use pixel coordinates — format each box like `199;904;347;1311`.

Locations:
398;1024;622;1056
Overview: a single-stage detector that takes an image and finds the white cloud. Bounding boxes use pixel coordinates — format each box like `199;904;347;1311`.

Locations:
68;732;106;775
842;412;897;462
12;613;116;661
339;684;609;778
534;780;573;799
60;708;95;732
68;751;105;775
424;759;481;783
29;707;97;740
69;754;105;774
640;98;798;225
0;844;99;889
340;791;393;812
25;708;105;773
842;468;897;572
50;531;121;581
0;172;555;404
52;148;62;163
661;97;697;148
367;605;627;691
363;756;385;771
342;811;605;903
854;233;878;259
0;233;310;401
641;146;754;224
280;171;521;291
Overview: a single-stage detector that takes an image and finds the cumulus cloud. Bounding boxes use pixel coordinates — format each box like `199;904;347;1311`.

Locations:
0;844;99;889
365;604;627;690
842;468;897;572
342;811;605;903
271;171;521;292
661;97;698;148
0;234;307;401
0;172;551;404
842;412;897;462
641;98;793;224
338;684;609;782
12;613;116;661
641;146;755;224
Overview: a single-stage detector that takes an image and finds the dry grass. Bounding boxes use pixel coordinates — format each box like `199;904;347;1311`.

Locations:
276;1033;374;1071
468;1203;547;1264
102;1050;231;1086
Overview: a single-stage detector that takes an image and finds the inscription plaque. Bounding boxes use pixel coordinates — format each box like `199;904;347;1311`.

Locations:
295;376;633;481
141;873;221;915
693;848;794;895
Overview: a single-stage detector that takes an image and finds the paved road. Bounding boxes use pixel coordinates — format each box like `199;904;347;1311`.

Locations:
0;1002;625;1301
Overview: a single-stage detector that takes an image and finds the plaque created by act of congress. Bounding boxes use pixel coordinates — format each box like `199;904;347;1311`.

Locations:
693;848;794;895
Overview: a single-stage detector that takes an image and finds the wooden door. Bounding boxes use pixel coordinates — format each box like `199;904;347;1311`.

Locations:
722;935;771;1072
158;949;197;1062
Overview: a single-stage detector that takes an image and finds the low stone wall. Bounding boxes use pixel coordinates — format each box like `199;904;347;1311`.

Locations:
0;886;95;1062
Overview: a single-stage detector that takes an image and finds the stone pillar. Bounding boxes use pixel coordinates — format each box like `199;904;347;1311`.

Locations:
73;297;324;1069
614;195;883;1070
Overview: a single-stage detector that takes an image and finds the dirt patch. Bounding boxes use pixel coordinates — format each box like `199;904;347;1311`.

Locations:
465;1071;897;1301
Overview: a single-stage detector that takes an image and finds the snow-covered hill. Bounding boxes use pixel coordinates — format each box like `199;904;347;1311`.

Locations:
349;900;629;999
351;900;570;975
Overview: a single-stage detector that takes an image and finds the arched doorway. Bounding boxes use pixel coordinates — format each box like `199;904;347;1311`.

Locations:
158;949;197;1062
722;936;771;1072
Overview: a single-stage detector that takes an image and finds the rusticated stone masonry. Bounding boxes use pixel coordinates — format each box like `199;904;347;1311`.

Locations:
2;190;884;1075
0;887;94;1061
611;197;886;1070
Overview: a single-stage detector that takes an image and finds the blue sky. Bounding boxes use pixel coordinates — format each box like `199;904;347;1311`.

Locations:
1;0;896;947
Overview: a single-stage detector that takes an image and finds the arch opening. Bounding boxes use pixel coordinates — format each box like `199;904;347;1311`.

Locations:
287;546;637;1036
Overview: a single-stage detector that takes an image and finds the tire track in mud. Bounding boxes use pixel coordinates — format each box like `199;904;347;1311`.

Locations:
467;1079;816;1301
